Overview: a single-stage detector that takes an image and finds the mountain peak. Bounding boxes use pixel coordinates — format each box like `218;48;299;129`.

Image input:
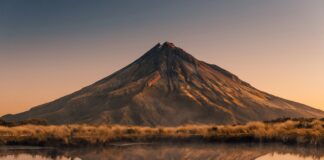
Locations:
162;41;176;48
3;42;324;126
148;41;198;65
144;41;191;60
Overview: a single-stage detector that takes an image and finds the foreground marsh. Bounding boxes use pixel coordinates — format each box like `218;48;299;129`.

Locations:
0;118;324;146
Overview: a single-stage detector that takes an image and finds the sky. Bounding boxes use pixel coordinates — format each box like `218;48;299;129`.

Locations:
0;0;323;116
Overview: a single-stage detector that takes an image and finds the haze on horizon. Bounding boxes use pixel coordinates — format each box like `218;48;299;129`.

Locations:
0;0;323;116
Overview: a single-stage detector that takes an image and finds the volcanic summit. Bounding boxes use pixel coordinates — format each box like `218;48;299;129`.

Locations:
3;42;324;125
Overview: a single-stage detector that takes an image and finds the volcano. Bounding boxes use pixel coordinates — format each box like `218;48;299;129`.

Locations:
3;42;324;125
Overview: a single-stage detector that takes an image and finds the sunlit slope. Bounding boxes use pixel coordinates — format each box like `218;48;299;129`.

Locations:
3;42;324;125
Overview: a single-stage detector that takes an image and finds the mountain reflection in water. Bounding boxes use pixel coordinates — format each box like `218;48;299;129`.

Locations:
0;143;323;160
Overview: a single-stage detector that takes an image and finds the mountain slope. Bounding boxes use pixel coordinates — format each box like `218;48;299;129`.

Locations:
3;42;324;125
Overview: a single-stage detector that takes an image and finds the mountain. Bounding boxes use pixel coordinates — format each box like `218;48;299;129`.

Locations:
3;42;324;125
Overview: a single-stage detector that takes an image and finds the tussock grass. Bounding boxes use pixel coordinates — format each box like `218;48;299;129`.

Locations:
1;118;324;146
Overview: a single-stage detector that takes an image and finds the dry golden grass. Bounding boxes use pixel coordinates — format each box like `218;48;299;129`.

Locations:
0;118;324;146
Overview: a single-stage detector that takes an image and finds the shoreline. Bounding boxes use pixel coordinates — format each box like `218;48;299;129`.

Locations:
0;142;324;160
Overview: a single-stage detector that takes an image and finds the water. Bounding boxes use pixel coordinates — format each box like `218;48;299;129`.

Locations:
0;143;323;160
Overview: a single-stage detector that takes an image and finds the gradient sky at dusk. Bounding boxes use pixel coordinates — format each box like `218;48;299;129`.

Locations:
1;0;324;116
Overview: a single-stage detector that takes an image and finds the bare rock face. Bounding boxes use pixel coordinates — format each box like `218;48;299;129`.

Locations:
3;42;324;125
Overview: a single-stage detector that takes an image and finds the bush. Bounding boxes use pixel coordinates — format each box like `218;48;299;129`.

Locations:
17;118;48;126
0;118;48;127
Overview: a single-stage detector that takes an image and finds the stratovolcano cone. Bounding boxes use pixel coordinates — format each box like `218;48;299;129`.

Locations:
3;42;324;125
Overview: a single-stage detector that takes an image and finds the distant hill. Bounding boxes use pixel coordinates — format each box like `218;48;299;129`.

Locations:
3;42;324;125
